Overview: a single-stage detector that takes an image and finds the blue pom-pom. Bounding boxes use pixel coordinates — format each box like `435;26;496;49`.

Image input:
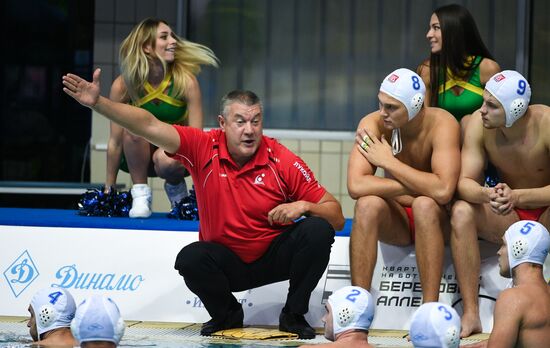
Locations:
484;162;499;188
77;186;132;217
484;175;498;188
167;187;199;220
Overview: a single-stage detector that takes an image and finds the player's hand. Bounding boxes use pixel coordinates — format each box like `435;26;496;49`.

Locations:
356;128;373;152
62;68;101;108
268;201;309;226
490;183;516;215
488;186;503;214
356;130;394;169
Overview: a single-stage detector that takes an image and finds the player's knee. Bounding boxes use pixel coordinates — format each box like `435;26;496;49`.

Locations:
354;196;386;221
450;200;475;229
412;196;439;216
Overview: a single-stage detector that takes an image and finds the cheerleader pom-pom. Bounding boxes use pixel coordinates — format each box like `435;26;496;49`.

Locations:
167;187;199;220
484;175;498;188
113;190;132;217
77;186;132;217
484;163;500;188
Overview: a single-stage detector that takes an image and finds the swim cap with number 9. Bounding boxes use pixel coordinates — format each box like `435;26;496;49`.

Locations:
485;70;531;127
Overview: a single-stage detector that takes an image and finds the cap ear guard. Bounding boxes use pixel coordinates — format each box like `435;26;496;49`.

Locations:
70;316;81;341
507;98;529;126
334;305;355;327
410;93;424;117
511;238;529;259
444;325;460;348
113;315;126;344
38;304;58;328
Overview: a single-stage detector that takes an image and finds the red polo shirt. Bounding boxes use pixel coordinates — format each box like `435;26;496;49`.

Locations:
170;126;326;263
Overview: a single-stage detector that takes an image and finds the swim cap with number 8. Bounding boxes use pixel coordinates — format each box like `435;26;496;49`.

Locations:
379;68;425;120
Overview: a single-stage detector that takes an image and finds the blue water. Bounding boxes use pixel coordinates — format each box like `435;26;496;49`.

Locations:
0;340;300;348
0;333;302;348
0;332;31;348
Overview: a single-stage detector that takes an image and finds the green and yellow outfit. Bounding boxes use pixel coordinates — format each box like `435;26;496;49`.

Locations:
438;56;499;186
120;74;188;174
437;56;484;121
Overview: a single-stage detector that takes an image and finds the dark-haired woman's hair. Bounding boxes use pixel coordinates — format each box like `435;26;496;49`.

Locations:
429;4;494;106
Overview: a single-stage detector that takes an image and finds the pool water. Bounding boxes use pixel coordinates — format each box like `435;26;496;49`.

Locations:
0;318;488;347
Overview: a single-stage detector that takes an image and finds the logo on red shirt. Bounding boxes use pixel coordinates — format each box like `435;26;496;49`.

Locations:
493;74;506;82
254;174;265;185
387;74;399;83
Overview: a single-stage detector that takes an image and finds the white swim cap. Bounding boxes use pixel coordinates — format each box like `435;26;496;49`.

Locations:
30;288;76;338
410;302;460;348
327;286;375;340
504;220;550;277
380;68;425;120
485;70;531;127
71;295;125;345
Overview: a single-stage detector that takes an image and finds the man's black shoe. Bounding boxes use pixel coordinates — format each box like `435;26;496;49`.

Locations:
200;306;244;336
279;310;316;339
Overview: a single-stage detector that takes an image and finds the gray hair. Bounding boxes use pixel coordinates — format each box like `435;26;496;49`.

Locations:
220;90;263;117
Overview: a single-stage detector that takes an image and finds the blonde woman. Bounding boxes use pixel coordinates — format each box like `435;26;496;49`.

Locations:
105;18;218;218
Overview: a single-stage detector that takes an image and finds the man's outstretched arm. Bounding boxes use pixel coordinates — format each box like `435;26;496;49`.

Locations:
62;68;180;154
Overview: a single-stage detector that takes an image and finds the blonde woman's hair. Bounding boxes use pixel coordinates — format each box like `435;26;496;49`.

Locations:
119;18;218;102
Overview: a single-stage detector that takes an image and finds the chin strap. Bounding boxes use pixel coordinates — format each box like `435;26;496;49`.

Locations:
391;128;402;155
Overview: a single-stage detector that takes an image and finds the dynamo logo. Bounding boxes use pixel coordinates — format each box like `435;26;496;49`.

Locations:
3;250;40;298
51;264;144;291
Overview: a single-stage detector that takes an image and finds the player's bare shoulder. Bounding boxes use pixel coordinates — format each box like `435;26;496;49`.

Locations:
425;106;460;131
357;110;384;136
496;286;528;311
529;104;550;124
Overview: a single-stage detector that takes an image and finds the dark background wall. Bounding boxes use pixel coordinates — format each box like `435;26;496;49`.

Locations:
1;0;549;187
1;0;94;183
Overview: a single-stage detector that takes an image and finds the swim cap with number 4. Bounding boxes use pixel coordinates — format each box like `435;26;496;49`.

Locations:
30;288;76;337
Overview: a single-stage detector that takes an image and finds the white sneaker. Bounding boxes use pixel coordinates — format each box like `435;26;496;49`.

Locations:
129;184;152;218
164;181;188;208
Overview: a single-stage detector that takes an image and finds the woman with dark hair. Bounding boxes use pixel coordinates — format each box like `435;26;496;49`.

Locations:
417;4;500;339
418;4;500;132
